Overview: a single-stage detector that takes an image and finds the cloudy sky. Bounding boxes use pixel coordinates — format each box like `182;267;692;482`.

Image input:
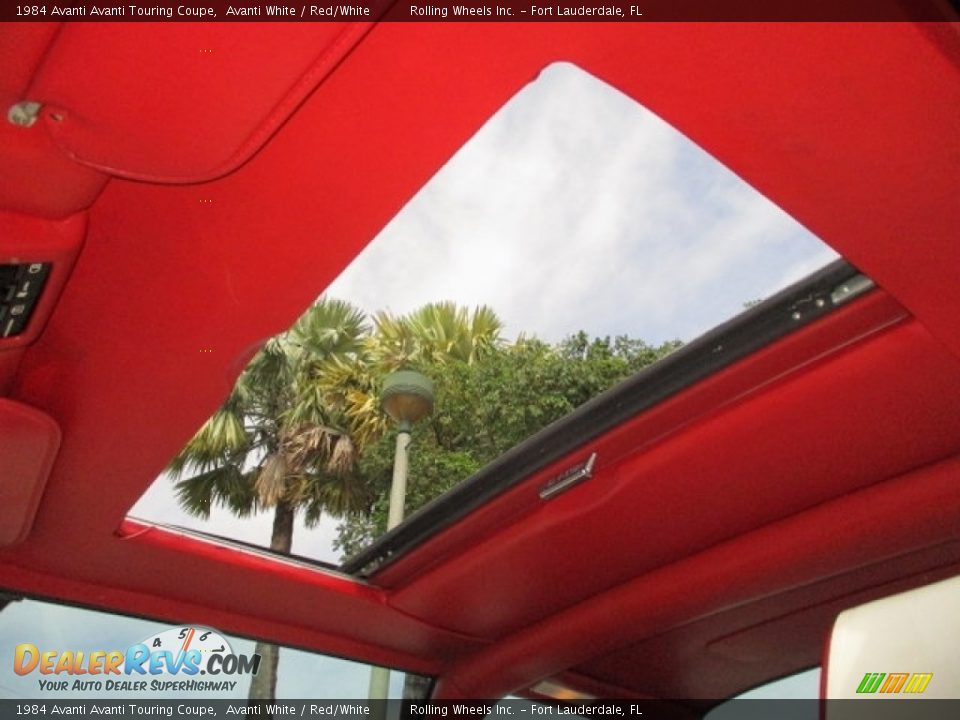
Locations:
326;62;836;344
131;62;836;566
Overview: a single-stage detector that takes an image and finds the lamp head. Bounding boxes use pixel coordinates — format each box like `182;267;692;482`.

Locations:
380;370;434;427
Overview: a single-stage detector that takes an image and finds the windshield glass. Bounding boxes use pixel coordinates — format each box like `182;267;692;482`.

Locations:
0;595;428;702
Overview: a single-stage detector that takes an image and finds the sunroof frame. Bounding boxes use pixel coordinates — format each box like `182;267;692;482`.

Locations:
127;61;846;573
343;259;871;576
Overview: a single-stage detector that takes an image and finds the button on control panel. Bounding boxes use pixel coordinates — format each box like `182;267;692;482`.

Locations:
0;262;51;338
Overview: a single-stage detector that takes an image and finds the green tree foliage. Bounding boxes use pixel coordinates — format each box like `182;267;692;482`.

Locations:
168;294;679;696
167;297;503;701
321;302;505;448
335;332;681;559
168;297;374;702
169;298;374;538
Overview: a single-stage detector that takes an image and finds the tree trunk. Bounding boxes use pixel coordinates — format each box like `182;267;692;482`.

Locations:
247;501;295;707
246;642;280;705
268;500;295;554
403;673;432;699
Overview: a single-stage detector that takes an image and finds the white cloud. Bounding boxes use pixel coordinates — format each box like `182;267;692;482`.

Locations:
327;62;835;343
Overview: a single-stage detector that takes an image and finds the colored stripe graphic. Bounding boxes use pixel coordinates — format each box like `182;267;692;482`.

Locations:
857;673;885;693
903;673;933;694
880;673;909;693
856;672;933;694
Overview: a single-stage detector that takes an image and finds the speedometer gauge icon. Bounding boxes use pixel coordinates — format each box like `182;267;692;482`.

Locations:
139;625;234;670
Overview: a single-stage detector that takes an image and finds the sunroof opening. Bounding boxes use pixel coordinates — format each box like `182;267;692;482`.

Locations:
129;62;840;571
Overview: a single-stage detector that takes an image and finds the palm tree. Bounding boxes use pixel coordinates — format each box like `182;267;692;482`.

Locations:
371;302;503;368
168;297;372;702
319;302;502;702
324;302;504;440
168;299;503;702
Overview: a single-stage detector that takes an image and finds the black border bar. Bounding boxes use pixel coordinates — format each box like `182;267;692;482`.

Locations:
2;1;958;22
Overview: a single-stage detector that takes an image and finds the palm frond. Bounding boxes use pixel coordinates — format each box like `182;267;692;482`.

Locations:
239;338;293;402
289;297;368;360
168;408;250;479
254;452;288;507
327;434;357;476
364;302;503;371
305;472;373;521
370;311;419;369
173;464;253;518
281;424;358;477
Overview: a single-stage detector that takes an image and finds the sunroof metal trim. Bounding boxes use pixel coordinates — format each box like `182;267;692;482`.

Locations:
343;259;869;577
123;516;366;583
539;452;598;500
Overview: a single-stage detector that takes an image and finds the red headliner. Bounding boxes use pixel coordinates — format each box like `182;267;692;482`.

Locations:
1;20;959;699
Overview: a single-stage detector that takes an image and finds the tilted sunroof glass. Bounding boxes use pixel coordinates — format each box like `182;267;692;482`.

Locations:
129;62;844;573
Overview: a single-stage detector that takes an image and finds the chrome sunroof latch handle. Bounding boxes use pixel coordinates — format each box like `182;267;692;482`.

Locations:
830;274;875;306
539;452;598;500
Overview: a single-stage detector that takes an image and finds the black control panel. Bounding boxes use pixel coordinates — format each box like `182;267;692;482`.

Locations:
0;262;51;338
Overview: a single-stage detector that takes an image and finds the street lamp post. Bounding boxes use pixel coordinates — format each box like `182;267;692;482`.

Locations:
368;370;434;707
381;370;434;532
